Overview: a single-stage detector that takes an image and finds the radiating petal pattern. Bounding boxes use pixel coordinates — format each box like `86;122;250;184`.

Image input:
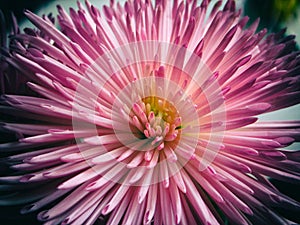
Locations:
0;0;300;224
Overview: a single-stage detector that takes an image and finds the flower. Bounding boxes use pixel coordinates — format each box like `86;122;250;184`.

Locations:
0;0;300;224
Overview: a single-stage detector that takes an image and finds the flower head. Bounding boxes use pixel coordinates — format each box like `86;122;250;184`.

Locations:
0;0;300;224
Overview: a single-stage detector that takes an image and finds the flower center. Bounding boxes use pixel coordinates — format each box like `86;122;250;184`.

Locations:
130;96;182;151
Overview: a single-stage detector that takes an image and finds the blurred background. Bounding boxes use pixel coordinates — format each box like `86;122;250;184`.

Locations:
0;0;300;224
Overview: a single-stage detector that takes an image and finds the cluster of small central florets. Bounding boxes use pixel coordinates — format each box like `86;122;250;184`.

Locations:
130;96;182;163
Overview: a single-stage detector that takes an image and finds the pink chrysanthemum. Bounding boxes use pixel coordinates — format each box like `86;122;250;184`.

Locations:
1;0;300;224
